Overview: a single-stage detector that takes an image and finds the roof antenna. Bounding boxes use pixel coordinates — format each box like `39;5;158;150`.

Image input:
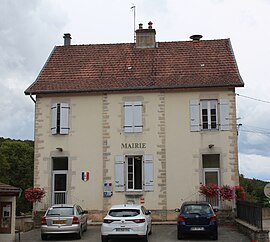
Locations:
131;4;136;43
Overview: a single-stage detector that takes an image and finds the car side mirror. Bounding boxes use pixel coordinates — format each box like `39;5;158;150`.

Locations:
213;208;218;213
145;210;151;215
175;208;180;212
82;210;88;214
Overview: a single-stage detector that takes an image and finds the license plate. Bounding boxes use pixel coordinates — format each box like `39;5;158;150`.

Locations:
116;228;130;232
53;220;66;224
190;227;205;231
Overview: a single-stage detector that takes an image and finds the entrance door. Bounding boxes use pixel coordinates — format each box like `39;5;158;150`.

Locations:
52;157;68;204
202;154;220;208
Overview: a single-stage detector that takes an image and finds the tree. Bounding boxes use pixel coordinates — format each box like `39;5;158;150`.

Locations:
0;138;34;214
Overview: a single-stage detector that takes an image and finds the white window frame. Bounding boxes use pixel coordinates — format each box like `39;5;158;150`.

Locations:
126;156;143;191
123;101;143;133
52;171;68;205
200;100;218;130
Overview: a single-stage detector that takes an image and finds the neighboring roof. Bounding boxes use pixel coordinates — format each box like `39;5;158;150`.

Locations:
25;39;244;95
0;182;21;196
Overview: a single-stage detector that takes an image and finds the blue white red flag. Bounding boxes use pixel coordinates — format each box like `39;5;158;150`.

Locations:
81;171;90;182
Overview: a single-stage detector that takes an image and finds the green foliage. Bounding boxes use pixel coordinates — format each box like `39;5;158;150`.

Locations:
239;174;269;207
0;137;34;215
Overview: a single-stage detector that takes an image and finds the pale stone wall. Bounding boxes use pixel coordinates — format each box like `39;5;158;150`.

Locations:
33;88;239;221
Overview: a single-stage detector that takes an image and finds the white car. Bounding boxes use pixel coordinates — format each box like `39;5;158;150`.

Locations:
101;204;152;242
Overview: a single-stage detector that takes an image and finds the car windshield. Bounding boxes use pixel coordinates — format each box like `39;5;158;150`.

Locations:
109;209;140;217
47;207;74;216
182;204;212;215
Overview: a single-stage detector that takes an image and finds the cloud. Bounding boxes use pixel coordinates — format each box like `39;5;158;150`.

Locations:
0;0;68;140
239;153;270;181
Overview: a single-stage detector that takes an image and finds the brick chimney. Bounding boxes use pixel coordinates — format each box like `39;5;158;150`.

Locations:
135;21;156;48
63;33;72;46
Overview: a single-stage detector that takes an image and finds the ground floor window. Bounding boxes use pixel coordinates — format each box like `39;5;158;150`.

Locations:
115;155;154;192
127;156;143;190
52;157;68;204
202;154;220;207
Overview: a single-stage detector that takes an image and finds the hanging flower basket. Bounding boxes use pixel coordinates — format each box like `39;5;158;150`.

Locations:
219;185;234;201
235;186;246;200
25;187;46;203
199;183;219;198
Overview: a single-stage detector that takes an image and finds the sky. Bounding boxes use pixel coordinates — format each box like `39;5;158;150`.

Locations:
1;0;270;181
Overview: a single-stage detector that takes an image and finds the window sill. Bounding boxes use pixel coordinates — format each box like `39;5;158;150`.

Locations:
125;191;144;197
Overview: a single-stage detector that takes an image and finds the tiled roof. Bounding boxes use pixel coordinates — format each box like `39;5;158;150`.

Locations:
0;182;21;196
25;39;244;95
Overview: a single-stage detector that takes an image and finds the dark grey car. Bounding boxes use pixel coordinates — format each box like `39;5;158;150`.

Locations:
40;204;88;240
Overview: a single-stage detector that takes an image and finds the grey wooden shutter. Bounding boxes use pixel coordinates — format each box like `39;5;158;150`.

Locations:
134;101;143;132
190;100;200;131
219;99;229;131
124;102;133;132
51;103;57;135
60;103;70;134
144;155;154;191
115;155;125;192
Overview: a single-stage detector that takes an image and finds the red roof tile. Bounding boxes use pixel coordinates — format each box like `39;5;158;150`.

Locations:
25;39;244;95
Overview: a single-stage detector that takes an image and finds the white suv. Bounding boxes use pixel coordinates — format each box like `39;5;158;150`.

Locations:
101;204;152;242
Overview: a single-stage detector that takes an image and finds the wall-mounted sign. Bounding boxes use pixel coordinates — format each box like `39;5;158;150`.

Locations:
264;183;270;198
104;181;113;197
121;143;146;149
81;171;90;182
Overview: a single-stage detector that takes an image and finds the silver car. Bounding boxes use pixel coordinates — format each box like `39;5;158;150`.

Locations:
40;204;88;240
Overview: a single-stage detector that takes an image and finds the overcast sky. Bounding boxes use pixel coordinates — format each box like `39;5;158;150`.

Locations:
1;0;270;181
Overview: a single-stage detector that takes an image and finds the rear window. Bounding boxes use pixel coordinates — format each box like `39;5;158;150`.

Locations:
47;207;74;216
109;209;140;217
182;204;212;215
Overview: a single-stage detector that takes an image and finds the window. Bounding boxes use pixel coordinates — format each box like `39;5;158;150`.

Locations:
123;101;143;133
114;155;154;192
201;100;218;130
127;156;143;190
51;103;70;135
190;99;229;131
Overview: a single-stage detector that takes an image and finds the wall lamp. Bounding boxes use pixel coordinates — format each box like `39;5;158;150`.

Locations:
208;144;214;149
56;147;63;152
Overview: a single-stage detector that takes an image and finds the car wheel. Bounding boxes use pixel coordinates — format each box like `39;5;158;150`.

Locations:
212;232;218;240
142;231;148;242
76;228;82;239
177;230;183;240
101;235;109;242
83;222;88;232
41;234;47;240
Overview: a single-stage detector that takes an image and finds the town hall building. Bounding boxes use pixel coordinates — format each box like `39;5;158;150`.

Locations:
25;22;244;221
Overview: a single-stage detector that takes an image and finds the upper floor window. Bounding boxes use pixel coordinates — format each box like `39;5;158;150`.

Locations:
190;99;229;131
201;100;218;130
123;101;143;133
51;103;70;135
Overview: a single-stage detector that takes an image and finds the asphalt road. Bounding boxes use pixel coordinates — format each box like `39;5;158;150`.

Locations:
18;225;250;242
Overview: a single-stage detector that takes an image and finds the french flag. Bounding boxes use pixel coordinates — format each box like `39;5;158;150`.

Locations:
82;171;90;182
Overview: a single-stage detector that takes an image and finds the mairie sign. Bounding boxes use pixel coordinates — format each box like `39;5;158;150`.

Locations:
121;143;146;149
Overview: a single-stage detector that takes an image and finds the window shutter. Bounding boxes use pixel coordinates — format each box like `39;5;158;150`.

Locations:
219;99;229;131
115;155;125;192
144;155;154;192
51;103;57;135
190;100;200;131
60;103;70;134
133;101;143;132
124;102;133;132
